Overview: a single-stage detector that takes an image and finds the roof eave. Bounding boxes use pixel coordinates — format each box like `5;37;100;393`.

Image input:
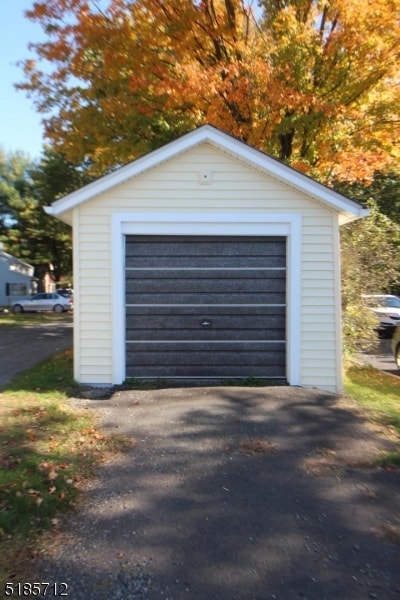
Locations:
339;208;370;225
44;125;368;223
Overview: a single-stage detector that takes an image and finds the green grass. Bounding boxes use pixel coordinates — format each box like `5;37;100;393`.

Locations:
0;349;128;585
344;364;400;466
0;311;72;327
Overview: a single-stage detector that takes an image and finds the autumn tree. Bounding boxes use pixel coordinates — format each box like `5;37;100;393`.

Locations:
19;0;400;181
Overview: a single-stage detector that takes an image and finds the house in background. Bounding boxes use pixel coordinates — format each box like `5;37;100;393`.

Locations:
0;242;35;307
45;125;368;393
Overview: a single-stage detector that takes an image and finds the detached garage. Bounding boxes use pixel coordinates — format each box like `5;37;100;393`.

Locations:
45;125;368;393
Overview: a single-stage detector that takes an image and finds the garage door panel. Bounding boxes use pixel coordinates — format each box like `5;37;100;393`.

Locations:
125;235;286;380
126;313;285;341
126;271;285;296
126;236;285;258
127;291;286;305
126;343;285;378
126;328;285;341
126;277;285;303
126;305;286;317
126;364;285;379
128;342;284;362
126;305;285;341
126;268;285;280
126;254;286;269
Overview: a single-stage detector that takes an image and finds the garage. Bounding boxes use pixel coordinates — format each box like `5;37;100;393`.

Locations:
44;124;369;393
125;235;286;381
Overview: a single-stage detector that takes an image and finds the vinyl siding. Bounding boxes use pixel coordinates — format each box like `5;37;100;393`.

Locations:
73;142;340;392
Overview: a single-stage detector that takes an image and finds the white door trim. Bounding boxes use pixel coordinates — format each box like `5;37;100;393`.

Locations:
111;212;301;385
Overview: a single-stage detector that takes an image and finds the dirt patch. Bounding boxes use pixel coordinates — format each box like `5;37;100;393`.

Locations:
238;437;277;456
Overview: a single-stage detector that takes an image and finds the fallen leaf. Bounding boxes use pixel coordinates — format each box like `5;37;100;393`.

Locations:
48;470;58;481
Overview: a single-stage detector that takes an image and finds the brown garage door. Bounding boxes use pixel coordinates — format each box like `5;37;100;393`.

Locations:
125;235;286;381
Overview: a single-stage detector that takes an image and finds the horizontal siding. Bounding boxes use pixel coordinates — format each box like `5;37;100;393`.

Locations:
74;142;339;390
301;212;338;389
79;369;113;385
79;325;111;339
302;327;335;338
77;348;111;361
80;274;112;286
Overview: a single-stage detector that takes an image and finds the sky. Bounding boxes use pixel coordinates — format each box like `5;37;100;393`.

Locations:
0;2;46;160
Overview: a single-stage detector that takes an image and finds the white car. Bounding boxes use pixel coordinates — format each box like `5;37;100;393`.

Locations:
11;292;73;314
363;294;400;337
392;326;400;370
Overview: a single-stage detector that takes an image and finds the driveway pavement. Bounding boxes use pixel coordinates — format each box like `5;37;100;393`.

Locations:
0;320;73;389
359;339;399;377
1;322;399;597
36;386;400;600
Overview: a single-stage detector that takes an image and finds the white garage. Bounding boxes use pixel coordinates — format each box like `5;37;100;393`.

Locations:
45;125;368;393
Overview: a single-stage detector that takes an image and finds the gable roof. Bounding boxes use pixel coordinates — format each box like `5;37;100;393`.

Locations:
0;243;34;277
45;124;369;225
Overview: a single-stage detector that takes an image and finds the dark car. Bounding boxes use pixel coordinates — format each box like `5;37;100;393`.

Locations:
55;288;73;298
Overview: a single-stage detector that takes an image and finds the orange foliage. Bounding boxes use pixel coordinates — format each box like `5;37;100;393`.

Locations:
19;0;400;182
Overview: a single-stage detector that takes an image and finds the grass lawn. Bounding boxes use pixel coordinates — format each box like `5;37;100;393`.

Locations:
0;311;72;327
344;364;400;466
0;349;128;587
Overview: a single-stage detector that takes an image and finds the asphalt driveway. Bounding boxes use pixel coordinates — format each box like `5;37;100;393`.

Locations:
36;386;400;600
0;320;73;389
1;322;399;597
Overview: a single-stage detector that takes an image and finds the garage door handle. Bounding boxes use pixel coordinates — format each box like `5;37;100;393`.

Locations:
201;320;212;327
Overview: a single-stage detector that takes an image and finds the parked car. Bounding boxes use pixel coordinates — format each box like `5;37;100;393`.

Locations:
12;292;73;314
362;294;400;338
55;288;73;298
392;326;400;370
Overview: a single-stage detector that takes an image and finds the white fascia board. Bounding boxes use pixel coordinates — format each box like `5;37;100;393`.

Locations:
204;128;368;219
338;208;370;225
46;124;367;221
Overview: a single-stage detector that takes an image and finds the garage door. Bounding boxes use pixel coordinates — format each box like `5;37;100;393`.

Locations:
125;235;286;381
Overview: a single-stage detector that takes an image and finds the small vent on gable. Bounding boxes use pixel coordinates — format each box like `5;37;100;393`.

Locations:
198;171;213;185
